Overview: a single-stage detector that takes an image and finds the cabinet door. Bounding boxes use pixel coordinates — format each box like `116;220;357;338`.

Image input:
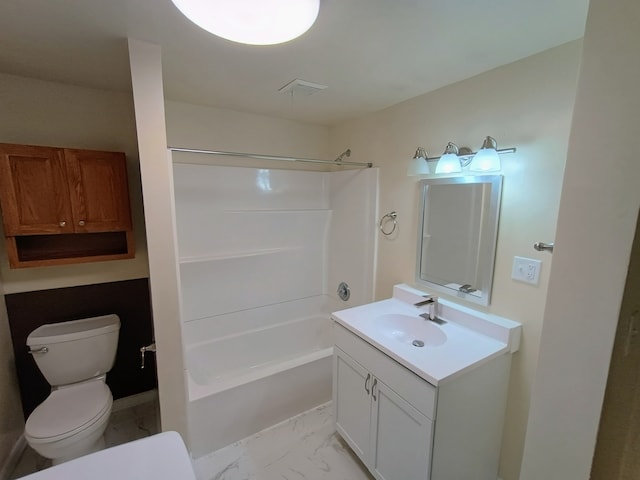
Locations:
333;348;372;463
370;379;433;480
64;149;132;232
0;144;74;235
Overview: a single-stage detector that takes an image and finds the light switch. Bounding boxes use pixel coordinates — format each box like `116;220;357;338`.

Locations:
512;256;542;285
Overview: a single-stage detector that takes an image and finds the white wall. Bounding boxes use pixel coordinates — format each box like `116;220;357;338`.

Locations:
329;41;582;480
520;0;640;477
0;72;149;294
166;100;329;161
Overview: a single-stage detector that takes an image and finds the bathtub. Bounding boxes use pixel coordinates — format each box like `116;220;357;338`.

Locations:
185;315;334;458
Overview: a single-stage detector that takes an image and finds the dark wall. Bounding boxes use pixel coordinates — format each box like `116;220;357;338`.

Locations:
6;278;157;418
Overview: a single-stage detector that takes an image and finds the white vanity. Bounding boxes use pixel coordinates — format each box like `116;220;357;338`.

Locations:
332;284;521;480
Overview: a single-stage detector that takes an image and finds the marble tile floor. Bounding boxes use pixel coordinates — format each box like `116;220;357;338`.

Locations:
194;402;373;480
8;395;160;479
9;399;372;480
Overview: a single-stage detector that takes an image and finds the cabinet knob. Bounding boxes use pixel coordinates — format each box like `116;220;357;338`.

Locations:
59;221;66;227
78;220;85;226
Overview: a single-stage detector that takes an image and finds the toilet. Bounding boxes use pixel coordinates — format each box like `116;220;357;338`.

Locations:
24;315;120;465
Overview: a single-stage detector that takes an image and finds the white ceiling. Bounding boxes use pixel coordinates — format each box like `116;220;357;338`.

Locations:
0;0;589;125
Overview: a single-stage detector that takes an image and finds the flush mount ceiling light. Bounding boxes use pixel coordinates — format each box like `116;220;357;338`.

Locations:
170;0;320;45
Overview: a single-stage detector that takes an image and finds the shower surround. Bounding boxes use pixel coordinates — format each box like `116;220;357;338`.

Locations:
172;160;377;458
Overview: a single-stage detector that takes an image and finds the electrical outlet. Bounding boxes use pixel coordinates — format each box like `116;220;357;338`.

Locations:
512;256;542;285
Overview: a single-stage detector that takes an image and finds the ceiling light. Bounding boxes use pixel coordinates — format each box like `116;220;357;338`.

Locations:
170;0;320;46
407;147;430;176
435;143;462;174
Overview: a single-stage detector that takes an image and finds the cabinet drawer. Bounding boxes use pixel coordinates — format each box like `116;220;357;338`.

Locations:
334;323;436;419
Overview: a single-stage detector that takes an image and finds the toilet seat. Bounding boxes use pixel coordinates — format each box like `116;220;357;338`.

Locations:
26;381;112;443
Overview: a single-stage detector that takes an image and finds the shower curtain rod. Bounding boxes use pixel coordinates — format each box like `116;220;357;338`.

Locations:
168;147;373;168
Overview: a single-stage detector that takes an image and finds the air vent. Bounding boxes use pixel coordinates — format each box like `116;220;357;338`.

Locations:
278;78;327;96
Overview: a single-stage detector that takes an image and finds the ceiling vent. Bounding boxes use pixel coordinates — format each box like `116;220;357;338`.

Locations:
278;79;327;96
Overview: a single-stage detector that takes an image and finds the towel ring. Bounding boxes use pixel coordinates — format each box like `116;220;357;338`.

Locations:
379;211;398;236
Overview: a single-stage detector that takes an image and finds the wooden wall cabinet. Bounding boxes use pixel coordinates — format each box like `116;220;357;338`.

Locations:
0;143;135;268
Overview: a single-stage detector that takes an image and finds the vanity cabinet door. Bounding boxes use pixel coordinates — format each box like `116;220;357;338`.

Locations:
333;348;372;463
370;379;432;480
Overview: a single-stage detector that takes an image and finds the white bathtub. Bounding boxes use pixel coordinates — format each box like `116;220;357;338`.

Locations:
185;315;334;458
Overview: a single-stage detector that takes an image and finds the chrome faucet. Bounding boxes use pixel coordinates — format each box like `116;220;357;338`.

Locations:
414;295;439;321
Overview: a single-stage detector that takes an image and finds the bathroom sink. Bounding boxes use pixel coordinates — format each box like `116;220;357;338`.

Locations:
375;313;447;347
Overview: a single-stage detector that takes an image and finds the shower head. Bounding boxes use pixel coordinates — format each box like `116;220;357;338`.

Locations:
335;149;351;163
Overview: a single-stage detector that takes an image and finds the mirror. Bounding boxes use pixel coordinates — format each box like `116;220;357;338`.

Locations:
416;175;503;305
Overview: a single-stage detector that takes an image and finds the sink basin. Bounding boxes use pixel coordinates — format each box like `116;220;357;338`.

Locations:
375;314;447;347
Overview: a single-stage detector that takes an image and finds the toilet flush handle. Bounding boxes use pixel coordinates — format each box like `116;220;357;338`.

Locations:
28;346;48;355
140;343;156;369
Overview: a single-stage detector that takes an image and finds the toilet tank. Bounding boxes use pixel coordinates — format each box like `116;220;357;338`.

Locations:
27;315;121;386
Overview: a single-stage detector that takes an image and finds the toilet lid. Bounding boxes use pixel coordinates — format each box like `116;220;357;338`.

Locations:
26;381;112;441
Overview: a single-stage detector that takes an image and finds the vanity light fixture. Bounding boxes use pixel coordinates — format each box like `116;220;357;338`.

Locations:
408;136;516;176
170;0;320;45
407;147;430;176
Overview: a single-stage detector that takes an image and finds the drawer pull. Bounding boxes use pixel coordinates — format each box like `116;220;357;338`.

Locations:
372;378;378;401
365;373;371;394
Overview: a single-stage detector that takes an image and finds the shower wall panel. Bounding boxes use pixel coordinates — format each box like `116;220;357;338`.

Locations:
173;164;331;332
328;168;379;307
174;166;330;258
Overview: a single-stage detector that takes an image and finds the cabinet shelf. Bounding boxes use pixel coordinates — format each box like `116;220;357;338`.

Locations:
7;231;134;268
